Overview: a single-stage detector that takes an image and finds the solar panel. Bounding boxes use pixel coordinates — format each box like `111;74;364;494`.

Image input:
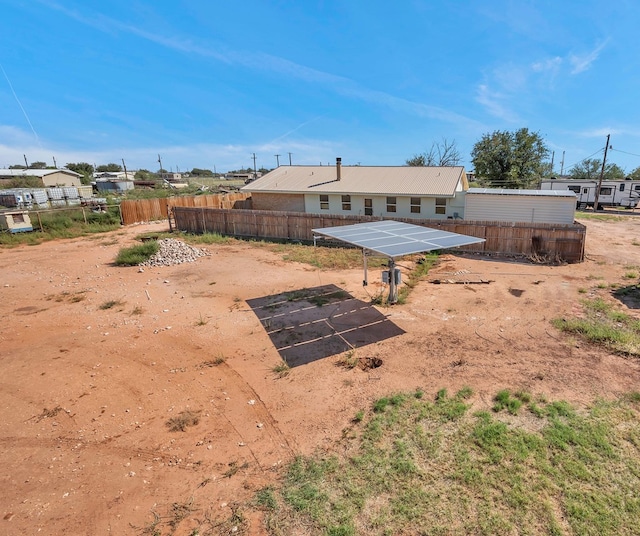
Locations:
313;220;485;258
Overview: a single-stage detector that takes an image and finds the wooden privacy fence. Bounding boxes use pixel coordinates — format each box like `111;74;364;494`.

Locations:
120;193;251;225
172;207;586;263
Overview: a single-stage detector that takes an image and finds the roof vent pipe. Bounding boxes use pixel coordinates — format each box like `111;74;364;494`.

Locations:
336;157;342;181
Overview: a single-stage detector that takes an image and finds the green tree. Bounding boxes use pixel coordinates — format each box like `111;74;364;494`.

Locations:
8;164;26;169
569;159;625;179
134;169;154;180
628;166;640;180
471;128;549;188
66;162;94;185
190;168;213;176
406;138;461;167
96;163;123;172
29;161;47;169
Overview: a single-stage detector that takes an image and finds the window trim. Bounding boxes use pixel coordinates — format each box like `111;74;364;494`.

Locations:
386;196;397;213
319;194;329;210
410;197;421;214
435;198;446;215
341;194;351;211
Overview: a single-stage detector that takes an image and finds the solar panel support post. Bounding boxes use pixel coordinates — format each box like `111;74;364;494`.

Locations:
362;249;368;286
388;258;398;304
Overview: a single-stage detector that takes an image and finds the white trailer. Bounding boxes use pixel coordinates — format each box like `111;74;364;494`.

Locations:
540;179;640;209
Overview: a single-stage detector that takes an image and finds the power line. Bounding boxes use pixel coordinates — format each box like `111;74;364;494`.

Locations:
560;147;605;174
609;148;640;159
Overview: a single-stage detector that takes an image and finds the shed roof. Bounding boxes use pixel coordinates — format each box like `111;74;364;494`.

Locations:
467;188;576;197
242;165;466;197
0;168;81;178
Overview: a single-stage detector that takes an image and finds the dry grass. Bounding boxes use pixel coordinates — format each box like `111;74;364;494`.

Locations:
166;409;201;432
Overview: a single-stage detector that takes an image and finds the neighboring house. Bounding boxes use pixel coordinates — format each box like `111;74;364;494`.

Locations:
0;168;82;187
464;188;576;224
241;159;468;219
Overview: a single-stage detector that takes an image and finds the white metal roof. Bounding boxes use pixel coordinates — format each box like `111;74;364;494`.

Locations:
467;188;576;197
313;220;485;258
242;165;466;197
0;168;81;178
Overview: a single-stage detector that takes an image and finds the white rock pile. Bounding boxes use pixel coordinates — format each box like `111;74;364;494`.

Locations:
140;238;210;267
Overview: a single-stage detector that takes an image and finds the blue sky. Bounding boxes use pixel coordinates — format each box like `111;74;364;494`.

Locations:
2;0;640;174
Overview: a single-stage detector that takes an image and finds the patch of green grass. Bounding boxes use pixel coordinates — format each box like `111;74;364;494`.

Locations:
261;390;640;536
255;486;278;511
624;271;638;279
575;213;626;222
114;241;159;266
0;207;122;247
397;253;439;304
336;349;359;369
552;298;640;356
272;360;290;377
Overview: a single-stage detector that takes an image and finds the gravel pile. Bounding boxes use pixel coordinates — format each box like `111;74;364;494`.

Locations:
140;238;210;267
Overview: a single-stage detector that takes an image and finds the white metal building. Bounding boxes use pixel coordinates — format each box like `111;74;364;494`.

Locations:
464;188;576;224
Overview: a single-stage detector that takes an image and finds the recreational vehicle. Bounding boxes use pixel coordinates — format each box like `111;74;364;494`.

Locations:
540;179;640;209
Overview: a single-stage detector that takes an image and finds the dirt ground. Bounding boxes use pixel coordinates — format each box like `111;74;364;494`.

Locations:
2;216;640;535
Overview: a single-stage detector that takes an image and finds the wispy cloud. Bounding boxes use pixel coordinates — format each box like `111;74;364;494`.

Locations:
475;84;520;123
37;0;480;133
569;40;609;74
531;56;563;75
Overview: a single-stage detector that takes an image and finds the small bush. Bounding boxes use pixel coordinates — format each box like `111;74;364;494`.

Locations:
166;409;201;432
99;299;124;310
115;241;159;266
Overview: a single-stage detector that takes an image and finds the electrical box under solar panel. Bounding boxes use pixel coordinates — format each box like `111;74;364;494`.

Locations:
382;268;401;285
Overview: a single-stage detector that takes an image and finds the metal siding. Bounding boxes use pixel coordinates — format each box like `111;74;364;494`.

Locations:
465;194;575;224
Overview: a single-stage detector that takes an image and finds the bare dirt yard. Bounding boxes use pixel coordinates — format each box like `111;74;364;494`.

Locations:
1;215;640;535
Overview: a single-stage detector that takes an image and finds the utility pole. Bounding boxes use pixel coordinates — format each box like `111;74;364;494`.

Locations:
560;151;565;176
53;156;57;168
23;154;28;168
274;154;280;167
550;151;554;176
593;134;611;212
288;152;293;166
251;153;257;178
122;158;128;178
157;154;164;178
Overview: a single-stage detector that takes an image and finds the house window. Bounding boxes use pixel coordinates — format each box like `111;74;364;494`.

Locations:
320;194;329;210
567;186;580;194
410;197;421;214
386;197;397;213
364;198;373;216
620;184;626;192
600;187;613;196
435;198;447;215
341;195;351;211
583;188;589;194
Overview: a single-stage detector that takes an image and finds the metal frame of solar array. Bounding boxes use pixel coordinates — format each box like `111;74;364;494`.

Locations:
312;220;485;303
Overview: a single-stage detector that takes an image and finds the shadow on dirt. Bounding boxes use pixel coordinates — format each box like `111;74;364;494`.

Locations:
612;284;640;309
246;284;405;366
